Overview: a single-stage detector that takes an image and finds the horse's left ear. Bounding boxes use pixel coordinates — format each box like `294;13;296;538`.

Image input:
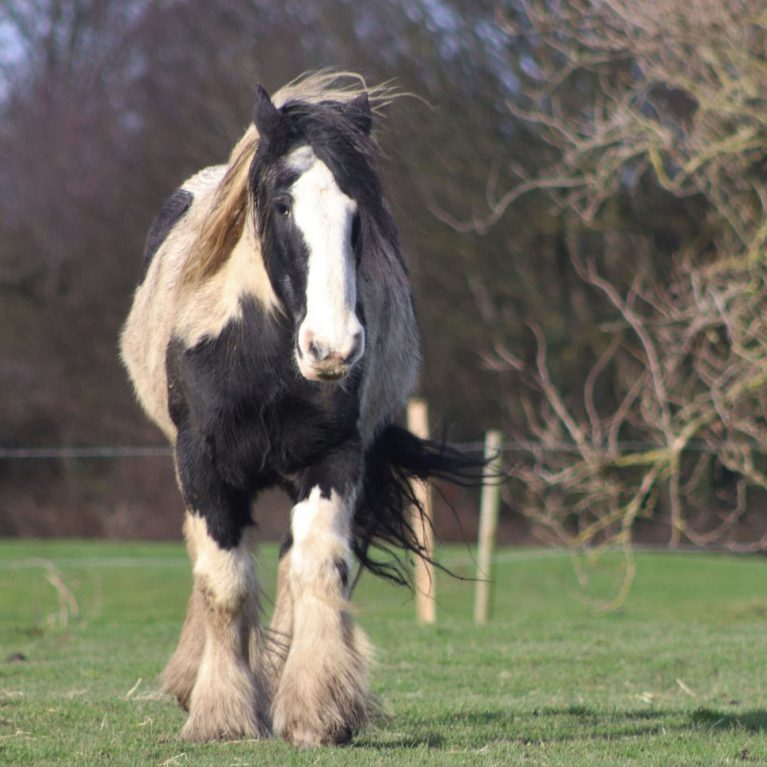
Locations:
342;93;372;135
252;85;281;141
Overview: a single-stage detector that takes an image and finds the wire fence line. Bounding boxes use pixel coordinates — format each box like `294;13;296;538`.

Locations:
0;439;765;460
0;545;740;572
0;446;173;460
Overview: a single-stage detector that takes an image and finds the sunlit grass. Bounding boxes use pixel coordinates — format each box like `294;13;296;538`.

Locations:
0;540;765;765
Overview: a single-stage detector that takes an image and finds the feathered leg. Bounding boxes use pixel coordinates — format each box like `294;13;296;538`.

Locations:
271;448;371;747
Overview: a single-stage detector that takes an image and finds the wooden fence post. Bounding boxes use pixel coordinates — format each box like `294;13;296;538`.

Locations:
407;398;436;624
474;430;503;625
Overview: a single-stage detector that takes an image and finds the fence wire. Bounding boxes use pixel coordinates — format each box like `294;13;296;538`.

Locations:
0;439;764;460
0;446;172;459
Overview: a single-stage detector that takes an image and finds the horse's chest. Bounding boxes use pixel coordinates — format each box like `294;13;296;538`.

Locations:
168;317;361;486
216;374;361;483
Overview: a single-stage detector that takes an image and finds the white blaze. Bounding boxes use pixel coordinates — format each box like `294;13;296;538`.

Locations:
288;146;364;371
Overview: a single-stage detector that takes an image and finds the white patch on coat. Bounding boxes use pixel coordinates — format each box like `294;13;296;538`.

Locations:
290;486;353;581
187;514;256;613
287;146;365;376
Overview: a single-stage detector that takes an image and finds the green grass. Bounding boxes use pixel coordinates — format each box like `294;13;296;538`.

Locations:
1;541;766;766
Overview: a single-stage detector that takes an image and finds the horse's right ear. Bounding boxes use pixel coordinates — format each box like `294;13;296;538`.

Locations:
252;85;280;141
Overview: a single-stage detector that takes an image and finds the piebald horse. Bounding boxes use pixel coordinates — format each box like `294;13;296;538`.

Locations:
121;73;478;746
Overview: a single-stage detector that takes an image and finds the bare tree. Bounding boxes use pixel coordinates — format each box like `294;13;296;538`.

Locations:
439;0;767;601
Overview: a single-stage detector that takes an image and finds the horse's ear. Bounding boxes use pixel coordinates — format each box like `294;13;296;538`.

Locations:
342;93;372;135
252;85;280;141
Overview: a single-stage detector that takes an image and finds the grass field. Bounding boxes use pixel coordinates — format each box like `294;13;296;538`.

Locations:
1;541;766;766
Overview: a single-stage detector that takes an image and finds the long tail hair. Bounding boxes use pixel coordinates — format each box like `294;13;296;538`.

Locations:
352;424;499;585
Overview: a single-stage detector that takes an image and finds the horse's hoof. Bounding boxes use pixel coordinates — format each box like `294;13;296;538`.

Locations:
180;721;258;743
180;698;271;742
282;725;352;748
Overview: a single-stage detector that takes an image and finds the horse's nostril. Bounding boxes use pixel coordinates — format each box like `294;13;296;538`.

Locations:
308;340;328;361
344;332;363;364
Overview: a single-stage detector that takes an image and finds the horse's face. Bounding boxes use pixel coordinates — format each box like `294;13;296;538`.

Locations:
250;88;376;383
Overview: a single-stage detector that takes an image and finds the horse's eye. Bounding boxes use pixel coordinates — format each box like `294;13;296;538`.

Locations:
275;201;291;218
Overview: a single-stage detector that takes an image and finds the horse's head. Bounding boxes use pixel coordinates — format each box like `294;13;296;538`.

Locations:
249;86;379;383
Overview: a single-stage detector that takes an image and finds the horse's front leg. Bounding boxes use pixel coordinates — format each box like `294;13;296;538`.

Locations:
169;435;271;742
272;447;372;747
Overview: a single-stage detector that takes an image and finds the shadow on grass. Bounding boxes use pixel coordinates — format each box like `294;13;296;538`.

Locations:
356;733;446;749
691;708;767;733
361;705;767;750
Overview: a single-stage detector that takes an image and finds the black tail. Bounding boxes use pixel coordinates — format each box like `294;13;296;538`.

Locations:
352;423;497;585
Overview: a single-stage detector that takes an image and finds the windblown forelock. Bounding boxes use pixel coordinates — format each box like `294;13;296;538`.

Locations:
269;103;379;198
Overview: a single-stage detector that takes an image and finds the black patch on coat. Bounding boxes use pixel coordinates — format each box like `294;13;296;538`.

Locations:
166;298;363;549
294;435;363;502
278;530;293;559
335;558;349;590
139;188;193;284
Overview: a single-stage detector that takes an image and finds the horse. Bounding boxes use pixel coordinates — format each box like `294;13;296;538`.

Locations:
120;72;480;747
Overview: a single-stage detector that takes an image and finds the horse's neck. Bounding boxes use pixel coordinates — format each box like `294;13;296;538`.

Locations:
226;218;279;312
175;218;280;347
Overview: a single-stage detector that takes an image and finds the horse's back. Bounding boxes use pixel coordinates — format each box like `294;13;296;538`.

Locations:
120;165;227;439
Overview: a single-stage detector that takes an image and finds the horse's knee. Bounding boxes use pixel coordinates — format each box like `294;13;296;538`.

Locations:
187;513;256;617
289;487;352;594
